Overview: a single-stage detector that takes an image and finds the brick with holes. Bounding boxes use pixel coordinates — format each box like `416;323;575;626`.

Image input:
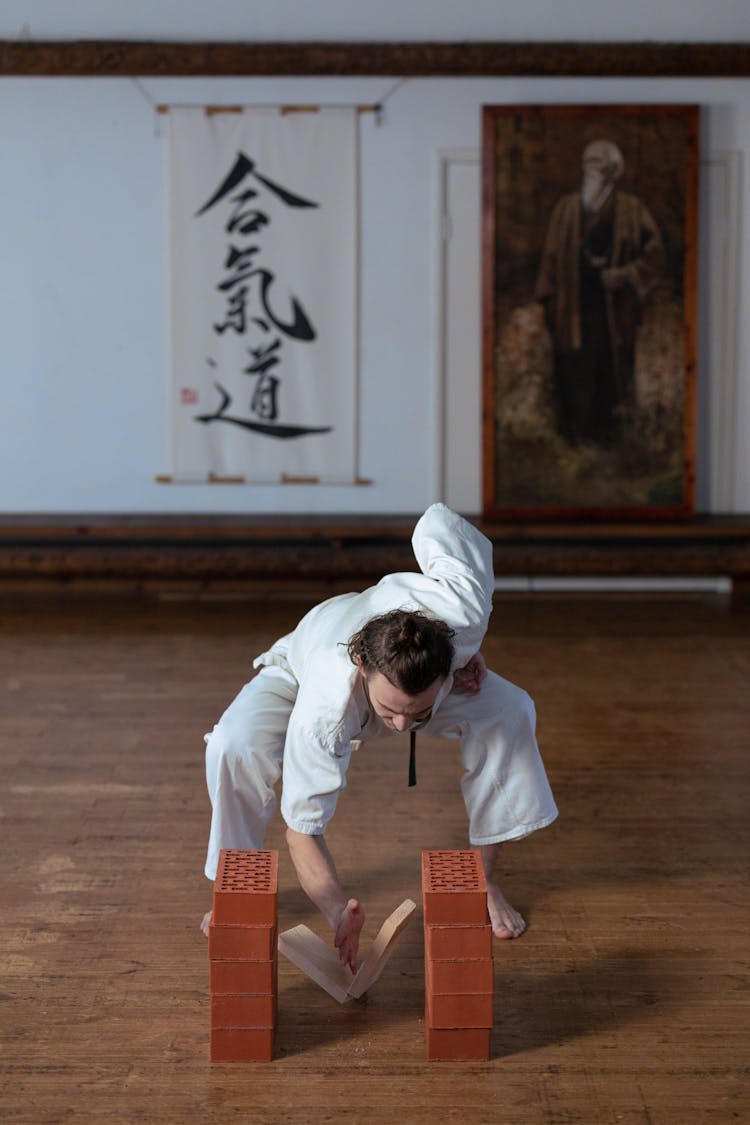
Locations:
210;993;276;1029
425;1026;491;1062
426;955;494;994
209;849;279;1062
425;988;494;1030
210;1027;275;1063
208;921;276;961
209;958;276;995
425;922;493;961
211;849;278;926
421;850;489;926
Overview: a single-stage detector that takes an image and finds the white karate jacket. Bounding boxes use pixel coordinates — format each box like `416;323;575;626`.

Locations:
254;503;498;835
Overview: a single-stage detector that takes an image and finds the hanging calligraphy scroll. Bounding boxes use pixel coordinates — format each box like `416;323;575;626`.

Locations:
168;107;359;482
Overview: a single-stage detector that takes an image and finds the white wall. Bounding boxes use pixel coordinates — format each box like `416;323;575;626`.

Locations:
1;0;748;43
1;3;749;514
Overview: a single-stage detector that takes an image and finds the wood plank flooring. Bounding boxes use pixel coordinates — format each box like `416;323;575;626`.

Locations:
1;593;748;1124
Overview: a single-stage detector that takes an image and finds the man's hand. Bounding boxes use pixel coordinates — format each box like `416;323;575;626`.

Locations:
451;652;487;695
286;828;366;971
334;898;365;972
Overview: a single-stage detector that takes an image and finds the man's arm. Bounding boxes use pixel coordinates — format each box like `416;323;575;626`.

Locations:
285;828;365;971
410;504;494;670
478;843;526;940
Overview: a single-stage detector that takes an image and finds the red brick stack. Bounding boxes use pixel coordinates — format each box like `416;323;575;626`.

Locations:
208;849;278;1062
422;850;493;1061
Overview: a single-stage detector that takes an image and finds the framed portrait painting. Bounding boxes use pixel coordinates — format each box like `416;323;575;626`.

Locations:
481;104;699;519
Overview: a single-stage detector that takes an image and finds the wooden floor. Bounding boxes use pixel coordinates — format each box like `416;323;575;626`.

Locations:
1;592;748;1124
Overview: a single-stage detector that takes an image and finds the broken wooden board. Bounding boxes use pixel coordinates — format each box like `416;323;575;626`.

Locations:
347;897;416;999
277;925;353;1003
278;898;417;1003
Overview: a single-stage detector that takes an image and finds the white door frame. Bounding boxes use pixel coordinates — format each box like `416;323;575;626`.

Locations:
435;148;481;512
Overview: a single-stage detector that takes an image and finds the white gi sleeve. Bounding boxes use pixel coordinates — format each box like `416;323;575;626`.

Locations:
278;688;353;835
410;503;495;669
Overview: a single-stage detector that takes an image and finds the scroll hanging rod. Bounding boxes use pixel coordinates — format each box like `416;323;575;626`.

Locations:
155;103;379;116
154;473;373;486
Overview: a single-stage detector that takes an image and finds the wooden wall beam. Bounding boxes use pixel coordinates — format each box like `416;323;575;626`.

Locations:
0;516;749;585
1;40;749;78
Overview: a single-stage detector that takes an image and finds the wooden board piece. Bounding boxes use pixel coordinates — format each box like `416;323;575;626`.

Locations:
347;898;417;999
277;925;353;1003
278;899;417;1003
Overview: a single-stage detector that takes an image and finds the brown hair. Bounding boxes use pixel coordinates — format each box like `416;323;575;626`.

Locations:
347;610;454;695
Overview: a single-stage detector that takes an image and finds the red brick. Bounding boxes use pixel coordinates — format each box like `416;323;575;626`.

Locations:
212;850;278;925
426;989;493;1029
208;922;276;961
210;994;275;1029
426;1026;490;1061
209;958;275;995
421;851;488;926
210;1026;274;1062
425;923;492;961
426;956;494;994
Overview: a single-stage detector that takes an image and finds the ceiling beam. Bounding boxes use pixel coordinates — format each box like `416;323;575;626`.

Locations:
1;40;749;77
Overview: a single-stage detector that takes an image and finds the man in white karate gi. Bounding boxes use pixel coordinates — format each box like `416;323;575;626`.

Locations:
200;503;557;970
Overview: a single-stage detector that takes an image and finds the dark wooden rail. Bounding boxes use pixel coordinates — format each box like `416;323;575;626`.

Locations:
1;41;749;77
1;514;749;592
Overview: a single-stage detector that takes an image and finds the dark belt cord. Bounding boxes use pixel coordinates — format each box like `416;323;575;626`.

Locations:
408;730;417;787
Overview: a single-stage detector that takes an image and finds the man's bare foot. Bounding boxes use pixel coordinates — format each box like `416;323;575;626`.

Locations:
200;910;212;938
487;883;526;939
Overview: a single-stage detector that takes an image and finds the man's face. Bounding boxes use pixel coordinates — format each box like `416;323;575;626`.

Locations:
581;141;620;192
358;666;445;733
581;145;617;211
583;151;611;179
